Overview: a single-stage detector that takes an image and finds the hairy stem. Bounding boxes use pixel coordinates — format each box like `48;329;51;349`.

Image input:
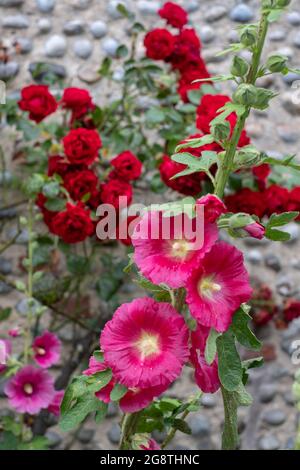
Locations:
119;412;140;450
221;387;239;450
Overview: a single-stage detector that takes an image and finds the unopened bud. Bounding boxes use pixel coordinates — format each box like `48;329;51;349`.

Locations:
233;84;258;107
266;54;288;73
240;28;257;47
230;55;249;77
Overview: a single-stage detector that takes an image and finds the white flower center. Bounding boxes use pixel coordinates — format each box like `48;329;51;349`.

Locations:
135;331;160;360
24;383;33;395
170;239;191;259
36;347;46;356
198;276;221;298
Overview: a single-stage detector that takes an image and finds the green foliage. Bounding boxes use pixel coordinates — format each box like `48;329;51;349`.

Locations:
217;331;243;392
231;305;261;351
265;211;299;241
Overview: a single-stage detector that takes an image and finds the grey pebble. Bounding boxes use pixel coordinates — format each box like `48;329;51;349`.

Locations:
293;32;300;48
259;384;277;403
29;62;66;82
0;281;12;295
262;409;287;426
287;11;300;26
3;15;29;29
199;25;215;44
37;18;52;34
107;424;121;444
71;0;92;10
276;276;297;297
201;394;216;408
63;20;85;36
45;35;67;58
137;0;160;15
0;171;12;186
45;431;62;449
0;62;20;81
205;6;227;23
282;71;300;86
0;257;13;275
258;434;280;450
89;21;108;39
246;249;262;265
283;391;296;406
107;0;129;19
0;208;17;219
102;37;119;57
16;298;42;316
106;402;119;418
264;254;282;272
188;415;211;438
0;0;23;5
269;29;286;42
15;37;33;54
36;0;55;13
284;223;300;243
230;4;254;23
76;428;95;444
184;0;199;13
73;39;93;59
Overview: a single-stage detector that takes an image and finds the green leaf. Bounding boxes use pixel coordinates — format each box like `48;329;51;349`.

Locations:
95;401;108;424
86;369;113;393
205;328;220;364
0;431;19;450
186;89;203;105
145;107;165;124
0;307;12;322
172;419;192;435
175;134;214;152
242;357;264;371
235;383;253;406
44;198;66;212
110;383;128;401
217;331;243;392
265;227;291;242
60;377;88;416
267;211;299;228
93;350;105;363
18;437;49;450
60;393;104;432
231;306;261;351
116;45;129;59
98;57;112;77
158;398;181;412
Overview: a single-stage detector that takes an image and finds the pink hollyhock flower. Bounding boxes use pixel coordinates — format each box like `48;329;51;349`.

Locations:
132;211;218;289
32;331;61;368
0;339;11;374
101;297;189;389
190;325;220;393
186;242;252;332
47;390;64;417
8;328;20;338
196;194;227;223
4;366;55;414
243;222;265;240
83;356;167;413
141;438;161;450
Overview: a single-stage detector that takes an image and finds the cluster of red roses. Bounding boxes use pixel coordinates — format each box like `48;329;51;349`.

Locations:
251;283;300;327
144;1;210;103
18;85;142;244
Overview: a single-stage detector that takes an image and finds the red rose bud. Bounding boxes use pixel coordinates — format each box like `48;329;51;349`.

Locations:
18;85;57;123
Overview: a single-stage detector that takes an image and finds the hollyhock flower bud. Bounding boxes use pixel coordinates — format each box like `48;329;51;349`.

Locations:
233;84;258;107
230;55;249;77
186;242;252;332
8;328;20;338
266;54;288;73
32;331;61;368
18;85;57;123
240;28;257;47
196;194;227;223
4;366;55;414
47;390;64;417
100;297;189;389
243;222;265;240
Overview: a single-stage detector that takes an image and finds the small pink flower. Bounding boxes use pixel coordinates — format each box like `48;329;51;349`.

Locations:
32;331;61;368
196;194;227;223
0;339;11;374
244;222;265;240
141;438;161;450
190;325;220;393
8;328;20;338
101;297;189;389
186;242;252;332
47;390;64;417
4;366;55;414
132;211;218;288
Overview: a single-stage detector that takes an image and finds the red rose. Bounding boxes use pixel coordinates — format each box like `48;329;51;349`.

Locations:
158;2;188;29
159;154;204;196
168;28;201;70
63;128;102;166
263;184;289;216
110;151;142;181
252;163;271;190
117;215;140;246
287;187;300;220
51;202;94;243
196;94;250;147
18;85;57;123
64;169;99;202
144;29;175;60
100;179;133;208
252;309;274;326
48;155;86;178
61;87;95;122
177;62;211;102
225;188;265;218
283;300;300;323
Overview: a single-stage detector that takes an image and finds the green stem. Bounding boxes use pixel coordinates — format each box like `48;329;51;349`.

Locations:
214;10;269;199
24;201;34;364
221;386;239;450
119;412;140;450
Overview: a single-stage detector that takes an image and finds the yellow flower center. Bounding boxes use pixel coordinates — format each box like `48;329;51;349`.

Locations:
170;239;191;259
135;331;160;360
198;276;221;298
36;347;46;356
24;383;33;395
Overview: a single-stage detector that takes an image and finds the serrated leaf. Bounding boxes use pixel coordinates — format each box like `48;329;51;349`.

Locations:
175;134;214;152
267;211;299;228
95;401;108;424
265;227;291;242
60;393;103;432
217;331;242;392
86;369;112;393
231;306;261;351
172;419;192;435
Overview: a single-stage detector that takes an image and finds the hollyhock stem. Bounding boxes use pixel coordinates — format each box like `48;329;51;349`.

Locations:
221;387;238;450
24;200;34;364
119;412;141;450
214;10;269;199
